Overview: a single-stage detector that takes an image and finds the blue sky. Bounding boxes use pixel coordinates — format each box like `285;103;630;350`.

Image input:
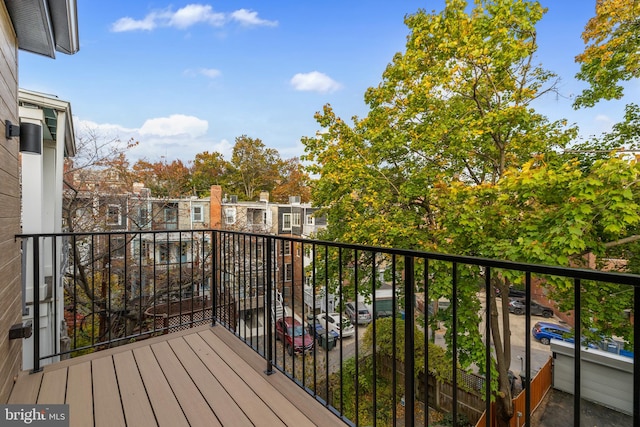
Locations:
18;1;638;164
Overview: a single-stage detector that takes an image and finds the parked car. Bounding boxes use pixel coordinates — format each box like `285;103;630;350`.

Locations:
315;312;355;338
345;301;372;324
495;286;526;299
598;337;634;358
509;299;554;318
532;321;571;345
275;316;314;355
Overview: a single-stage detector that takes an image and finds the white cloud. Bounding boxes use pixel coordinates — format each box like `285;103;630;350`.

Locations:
75;118;137;135
111;15;158;32
184;68;221;79
169;5;225;29
74;116;230;163
139;114;208;138
595;114;611;123
290;71;342;93
111;4;276;32
230;9;278;27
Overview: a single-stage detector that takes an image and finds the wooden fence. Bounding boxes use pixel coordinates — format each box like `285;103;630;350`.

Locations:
475;357;553;427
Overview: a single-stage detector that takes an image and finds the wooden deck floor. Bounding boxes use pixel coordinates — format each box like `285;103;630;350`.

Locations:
7;325;346;427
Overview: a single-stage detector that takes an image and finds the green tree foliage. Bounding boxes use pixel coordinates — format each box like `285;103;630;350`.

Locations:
227;135;283;200
334;318;450;426
574;0;640;108
301;1;588;424
191;151;231;196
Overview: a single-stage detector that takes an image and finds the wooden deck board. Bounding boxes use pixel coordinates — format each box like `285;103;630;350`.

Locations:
183;332;287;426
66;362;94;427
150;340;222;427
113;351;157;427
206;328;343;427
165;336;256;427
37;368;67;404
132;346;190;427
6;326;348;427
7;371;42;404
197;330;320;426
91;355;126;427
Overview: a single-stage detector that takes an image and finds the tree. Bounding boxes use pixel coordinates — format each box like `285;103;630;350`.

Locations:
574;0;640;108
132;158;193;197
228;135;282;200
302;1;576;424
191;151;231;196
271;157;312;203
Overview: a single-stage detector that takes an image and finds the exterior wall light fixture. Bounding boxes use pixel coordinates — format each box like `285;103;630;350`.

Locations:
19;122;43;154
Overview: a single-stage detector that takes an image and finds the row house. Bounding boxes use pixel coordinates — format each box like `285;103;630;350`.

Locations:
209;185;327;317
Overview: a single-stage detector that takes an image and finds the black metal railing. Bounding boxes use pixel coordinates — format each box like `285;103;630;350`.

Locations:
17;229;640;427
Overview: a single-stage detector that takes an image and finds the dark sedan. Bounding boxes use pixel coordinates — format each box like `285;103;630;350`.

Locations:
509;298;554;318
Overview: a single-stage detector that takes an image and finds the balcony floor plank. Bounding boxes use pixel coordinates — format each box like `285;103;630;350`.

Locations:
164;336;256;426
7;371;42;404
6;325;347;427
149;340;223;427
91;355;126;427
113;351;157;427
132;346;190;427
37;367;66;404
66;362;93;427
182;332;287;426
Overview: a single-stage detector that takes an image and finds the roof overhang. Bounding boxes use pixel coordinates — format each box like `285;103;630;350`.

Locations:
4;0;79;58
19;89;76;157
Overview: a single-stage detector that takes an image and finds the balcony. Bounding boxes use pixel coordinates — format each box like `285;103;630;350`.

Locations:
9;229;640;426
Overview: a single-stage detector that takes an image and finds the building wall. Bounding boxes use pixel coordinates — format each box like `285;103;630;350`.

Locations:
0;2;21;402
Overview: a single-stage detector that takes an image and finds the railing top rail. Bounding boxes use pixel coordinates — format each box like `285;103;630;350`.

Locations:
16;229;640;287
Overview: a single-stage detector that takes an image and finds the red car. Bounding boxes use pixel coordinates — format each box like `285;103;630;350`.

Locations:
275;316;314;355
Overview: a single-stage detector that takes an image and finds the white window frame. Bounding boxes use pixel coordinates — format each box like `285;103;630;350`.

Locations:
282;213;292;231
284;263;292;282
292;212;301;227
107;204;121;226
306;214;314;226
224;207;236;225
192;205;203;222
283;241;291;256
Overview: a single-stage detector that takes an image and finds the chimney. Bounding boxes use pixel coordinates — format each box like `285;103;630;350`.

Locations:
210;185;223;228
259;191;269;202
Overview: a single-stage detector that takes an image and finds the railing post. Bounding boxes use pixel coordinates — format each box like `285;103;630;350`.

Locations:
211;231;217;326
634;286;640;425
404;256;415;427
265;237;274;375
31;237;41;373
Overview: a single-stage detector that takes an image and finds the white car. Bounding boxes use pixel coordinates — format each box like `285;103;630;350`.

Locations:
315;312;355;338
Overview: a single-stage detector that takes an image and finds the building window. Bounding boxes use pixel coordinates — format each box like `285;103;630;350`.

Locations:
292;213;301;227
306;214;314;225
283;241;291;256
159;244;169;263
282;213;292;230
107;205;121;226
192;205;203;222
164;206;178;230
224;207;236;225
284;263;292;282
111;236;125;258
137;207;149;228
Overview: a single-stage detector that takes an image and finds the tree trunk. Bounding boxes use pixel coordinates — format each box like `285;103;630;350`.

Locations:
489;283;514;426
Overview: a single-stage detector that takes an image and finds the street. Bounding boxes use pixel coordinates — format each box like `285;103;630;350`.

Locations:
236;296;553;384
